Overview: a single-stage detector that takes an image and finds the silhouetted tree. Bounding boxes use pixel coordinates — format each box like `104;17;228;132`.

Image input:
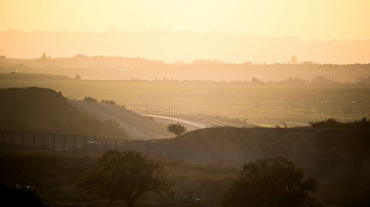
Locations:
222;157;318;207
74;74;81;80
101;99;116;105
309;117;370;128
78;150;172;207
167;123;186;136
83;96;97;103
251;77;264;86
0;185;45;207
39;53;50;60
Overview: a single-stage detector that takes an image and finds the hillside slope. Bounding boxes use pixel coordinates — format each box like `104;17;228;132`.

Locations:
0;87;127;137
68;100;173;139
168;127;370;206
172;127;369;167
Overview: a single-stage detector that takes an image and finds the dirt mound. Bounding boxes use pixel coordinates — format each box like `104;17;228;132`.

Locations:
69;100;173;140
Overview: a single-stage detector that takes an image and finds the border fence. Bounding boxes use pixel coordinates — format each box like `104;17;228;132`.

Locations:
127;104;237;127
0;129;122;155
0;129;266;166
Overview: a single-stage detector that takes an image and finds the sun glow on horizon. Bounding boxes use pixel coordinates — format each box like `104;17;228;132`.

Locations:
0;0;370;41
1;0;370;63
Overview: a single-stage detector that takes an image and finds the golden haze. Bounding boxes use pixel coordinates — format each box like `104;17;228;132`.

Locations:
1;0;369;40
1;0;370;63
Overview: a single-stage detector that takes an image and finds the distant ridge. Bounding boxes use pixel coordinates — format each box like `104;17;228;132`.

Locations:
1;30;369;64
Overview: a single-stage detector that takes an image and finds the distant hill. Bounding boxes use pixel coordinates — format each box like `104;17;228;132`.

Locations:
0;87;127;137
174;127;368;152
1;30;370;64
1;56;370;82
170;127;370;169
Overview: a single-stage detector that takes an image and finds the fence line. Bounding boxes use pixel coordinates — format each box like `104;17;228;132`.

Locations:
0;129;267;166
127;105;237;127
0;129;126;155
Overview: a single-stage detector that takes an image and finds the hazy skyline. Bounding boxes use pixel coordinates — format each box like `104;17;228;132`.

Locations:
1;0;370;41
1;30;370;64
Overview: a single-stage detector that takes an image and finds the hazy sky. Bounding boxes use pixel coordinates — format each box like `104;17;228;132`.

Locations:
1;0;369;41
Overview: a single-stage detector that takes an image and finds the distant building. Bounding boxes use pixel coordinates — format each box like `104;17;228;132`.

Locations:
290;56;297;64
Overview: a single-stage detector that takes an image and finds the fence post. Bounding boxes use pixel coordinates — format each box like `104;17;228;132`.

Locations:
177;144;180;160
22;131;24;151
1;129;3;150
11;130;14;149
32;132;35;151
167;142;169;158
136;139;138;152
63;134;66;153
94;136;97;155
74;135;76;154
146;141;149;155
156;141;159;157
198;146;201;163
115;138;118;151
42;133;45;151
84;136;86;155
53;133;55;152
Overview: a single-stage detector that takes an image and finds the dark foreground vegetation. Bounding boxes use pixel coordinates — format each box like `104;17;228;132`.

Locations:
310;117;370;128
1;139;370;207
78;150;173;207
0;151;238;207
222;157;318;207
0;87;127;137
0;185;46;207
0;150;321;207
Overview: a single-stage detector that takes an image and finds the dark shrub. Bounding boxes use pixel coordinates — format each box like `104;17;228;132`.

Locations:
83;96;97;103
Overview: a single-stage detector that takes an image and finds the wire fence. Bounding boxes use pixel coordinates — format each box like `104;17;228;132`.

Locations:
127;104;237;127
0;129;266;166
0;129;123;155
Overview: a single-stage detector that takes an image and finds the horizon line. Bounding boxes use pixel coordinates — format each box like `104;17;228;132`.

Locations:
2;55;370;66
2;28;370;42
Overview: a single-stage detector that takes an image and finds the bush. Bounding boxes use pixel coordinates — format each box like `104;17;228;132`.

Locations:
83;96;97;103
101;99;116;105
310;117;370;128
74;74;81;80
310;118;342;128
353;117;370;128
167;123;187;136
222;157;318;207
77;150;172;207
0;185;46;207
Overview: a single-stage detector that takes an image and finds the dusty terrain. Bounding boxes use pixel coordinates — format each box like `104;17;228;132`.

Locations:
69;100;174;140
